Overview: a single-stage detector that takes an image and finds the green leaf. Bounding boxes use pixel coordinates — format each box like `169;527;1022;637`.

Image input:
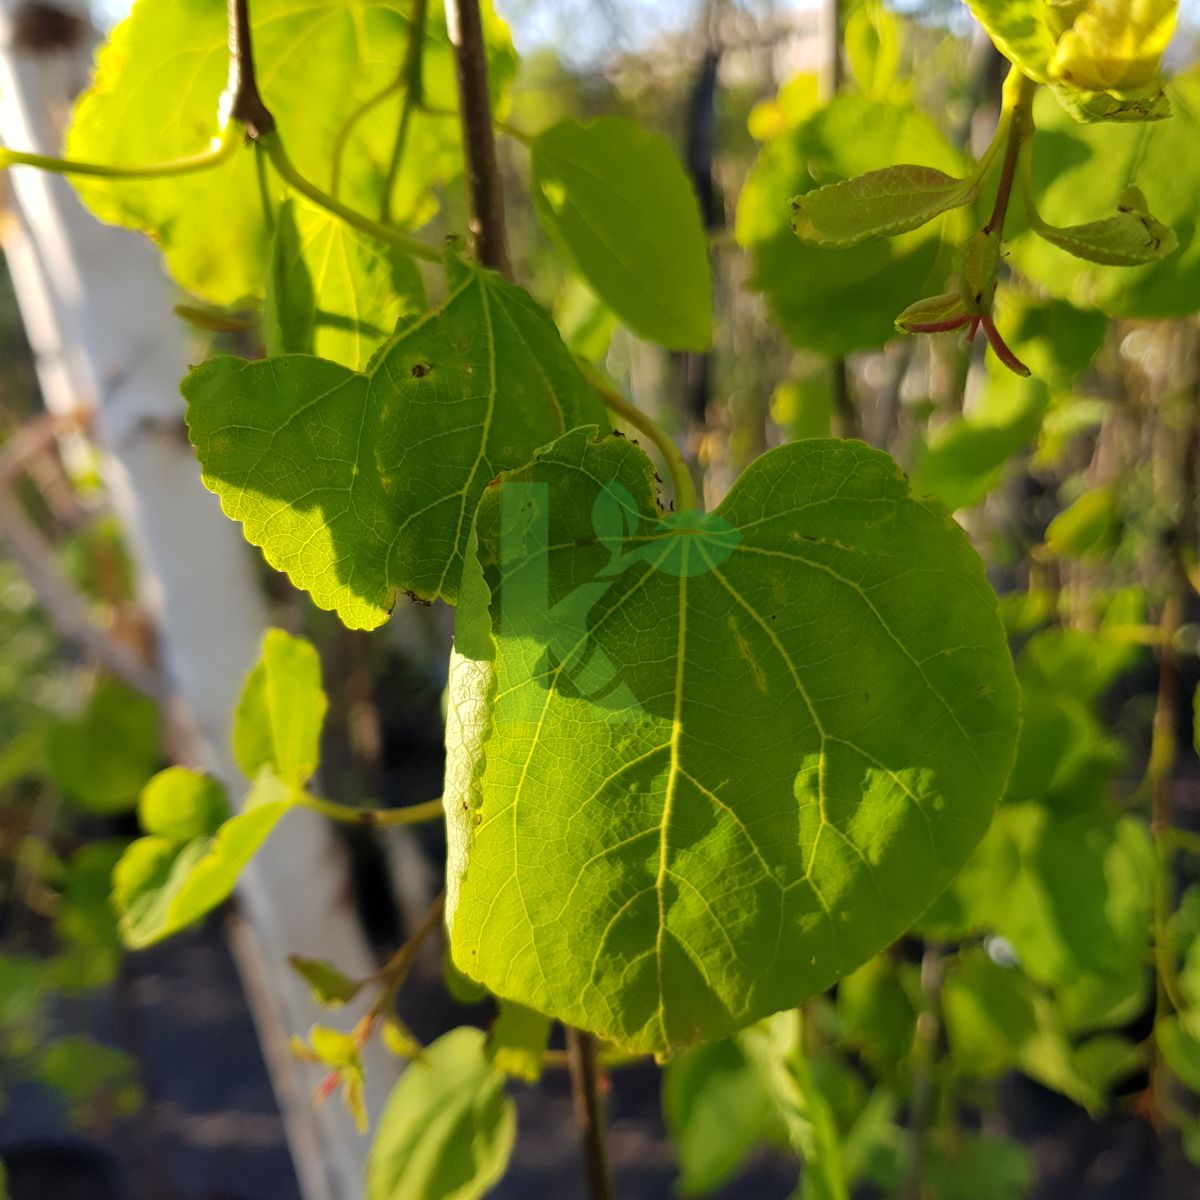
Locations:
531;117;712;351
35;1036;142;1125
52;841;126;991
444;429;1018;1053
737;97;962;356
48;677;160;814
836;955;918;1078
185;259;605;628
739;1011;848;1200
894;291;970;334
264;198;426;371
486;999;551;1083
232;629;327;786
0;954;45;1024
65;0;516;305
367;1027;516;1200
908;369;1050;512
288;956;364;1008
844;2;906;104
138;767;229;840
663;1038;777;1196
1034;187;1177;265
113;768;296;949
962;1;1056;82
1010;74;1200;317
792;165;976;247
1158;1014;1200;1094
1042;486;1119;558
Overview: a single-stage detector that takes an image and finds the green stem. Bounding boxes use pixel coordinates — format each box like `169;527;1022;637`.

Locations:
380;0;429;222
298;792;444;827
588;372;699;512
329;78;403;199
257;131;440;262
0;124;239;179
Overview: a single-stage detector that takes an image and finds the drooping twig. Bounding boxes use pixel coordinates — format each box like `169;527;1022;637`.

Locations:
900;942;946;1200
444;0;512;277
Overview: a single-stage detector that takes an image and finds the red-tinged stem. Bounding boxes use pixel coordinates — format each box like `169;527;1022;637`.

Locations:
980;314;1031;377
967;315;982;343
905;314;972;335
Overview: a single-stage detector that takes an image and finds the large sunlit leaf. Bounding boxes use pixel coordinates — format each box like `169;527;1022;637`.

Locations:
444;429;1018;1053
531;117;712;351
962;1;1056;81
367;1028;516;1200
184;258;605;628
737;97;962;356
65;0;515;304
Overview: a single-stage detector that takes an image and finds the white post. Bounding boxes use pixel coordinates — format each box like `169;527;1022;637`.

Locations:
0;7;398;1196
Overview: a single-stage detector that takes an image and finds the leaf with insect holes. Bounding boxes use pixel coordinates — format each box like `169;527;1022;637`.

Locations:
1033;186;1177;266
184;257;605;628
791;165;977;247
444;429;1018;1053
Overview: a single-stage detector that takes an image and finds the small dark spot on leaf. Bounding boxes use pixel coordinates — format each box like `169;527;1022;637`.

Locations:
411;362;432;378
403;589;432;607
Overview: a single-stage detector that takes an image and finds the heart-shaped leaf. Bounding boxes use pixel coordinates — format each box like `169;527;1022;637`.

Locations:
184;258;605;628
1032;186;1178;265
444;429;1019;1053
791;165;977;247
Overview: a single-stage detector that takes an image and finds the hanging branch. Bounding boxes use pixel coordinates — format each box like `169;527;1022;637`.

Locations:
445;0;512;278
565;1026;615;1200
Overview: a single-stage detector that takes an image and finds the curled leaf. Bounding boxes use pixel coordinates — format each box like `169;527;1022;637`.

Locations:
791;164;976;247
1034;186;1177;265
895;292;972;334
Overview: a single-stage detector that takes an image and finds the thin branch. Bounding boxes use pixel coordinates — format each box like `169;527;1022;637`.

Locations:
226;0;275;137
565;1027;615;1200
445;0;511;277
900;942;945;1200
0;415;166;700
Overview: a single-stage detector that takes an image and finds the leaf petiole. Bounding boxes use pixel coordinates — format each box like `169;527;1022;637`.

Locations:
0;122;240;180
581;363;699;513
296;792;445;827
255;130;441;263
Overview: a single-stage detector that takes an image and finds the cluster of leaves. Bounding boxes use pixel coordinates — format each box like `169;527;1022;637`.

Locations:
3;0;1200;1196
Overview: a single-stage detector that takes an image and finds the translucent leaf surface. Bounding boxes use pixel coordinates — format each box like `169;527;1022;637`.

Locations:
265;198;426;371
232;629;327;786
185;259;604;628
367;1028;515;1200
65;0;515;304
791;165;975;247
531;117;712;350
1034;187;1177;265
444;430;1018;1052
